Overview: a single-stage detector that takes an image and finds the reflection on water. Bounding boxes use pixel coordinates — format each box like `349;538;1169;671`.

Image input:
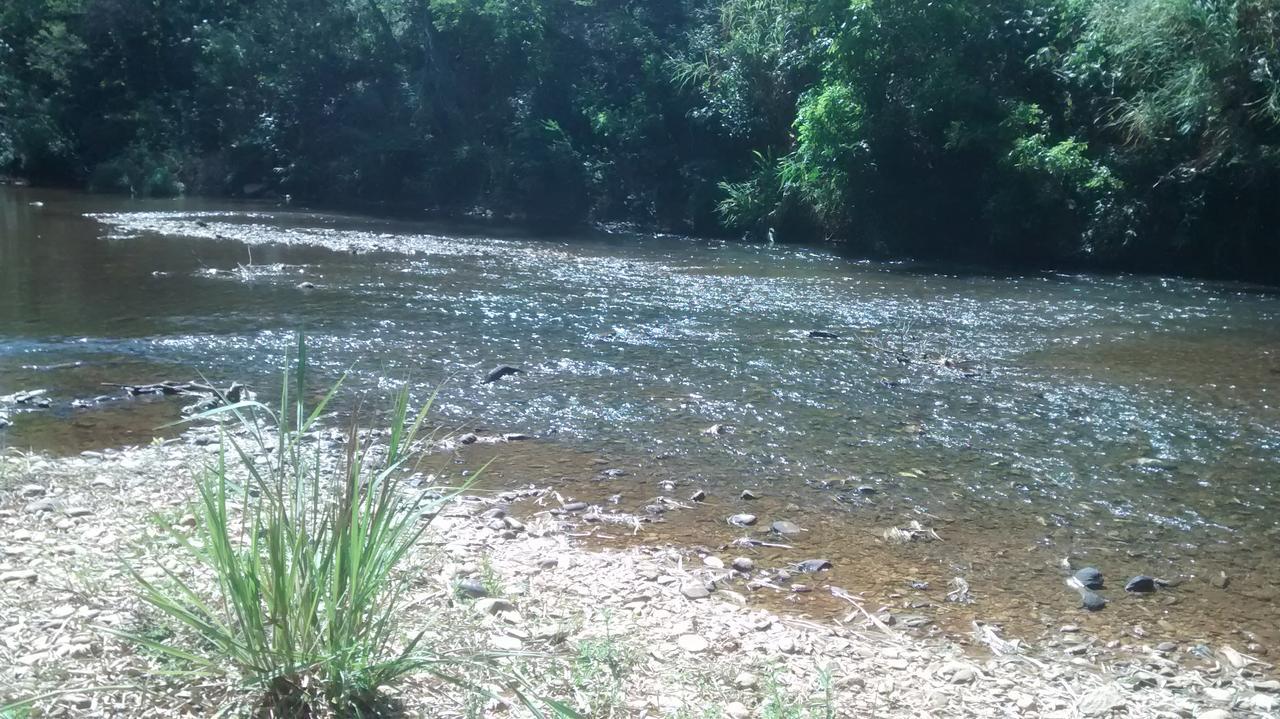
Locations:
3;186;1279;651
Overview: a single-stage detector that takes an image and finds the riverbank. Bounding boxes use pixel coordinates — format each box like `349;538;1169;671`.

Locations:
2;434;1276;718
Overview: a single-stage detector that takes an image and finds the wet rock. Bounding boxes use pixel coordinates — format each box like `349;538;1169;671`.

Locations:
457;433;479;445
808;330;840;339
1125;575;1156;593
1125;457;1177;470
502;433;532;441
1079;589;1107;611
1210;571;1230;589
1156;642;1177;653
561;501;588;512
908;580;929;590
677;634;709;653
681;581;711;600
295;281;316;290
794;559;832;573
727;513;757;527
1074;566;1104;590
791;584;812;593
483;365;524;383
703;424;732;436
690;489;707;502
1060;625;1080;633
731;557;755;573
740;489;760;500
456;578;489;598
770;520;802;536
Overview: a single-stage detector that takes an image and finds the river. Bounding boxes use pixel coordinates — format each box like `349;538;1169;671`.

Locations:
3;186;1279;656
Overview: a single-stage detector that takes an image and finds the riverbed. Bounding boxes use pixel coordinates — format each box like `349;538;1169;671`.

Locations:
3;186;1279;656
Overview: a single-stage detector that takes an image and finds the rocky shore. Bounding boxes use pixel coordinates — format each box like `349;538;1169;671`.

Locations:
2;436;1277;718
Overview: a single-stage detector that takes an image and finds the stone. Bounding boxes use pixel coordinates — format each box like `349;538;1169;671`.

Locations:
1060;625;1081;633
703;556;724;569
1253;679;1280;692
1079;589;1106;611
1210;571;1230;589
938;661;977;684
502;433;532;441
457;433;479;445
1196;711;1231;719
677;634;709;653
1251;694;1277;711
680;581;711;600
473;598;516;615
1077;685;1124;716
690;489;707;502
1156;642;1177;653
1074;566;1104;590
734;671;758;689
771;520;802;536
483;365;523;383
295;281;316;289
491;634;523;651
795;558;832;573
724;701;750;719
561;501;588;512
456;578;489;598
25;498;62;514
731;557;755;572
728;513;757;527
808;330;839;339
1125;575;1156;593
20;484;46;498
1125;457;1177;470
740;489;760;500
0;570;37;583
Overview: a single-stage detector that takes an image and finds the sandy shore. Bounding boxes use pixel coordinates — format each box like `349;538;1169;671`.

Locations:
1;436;1277;718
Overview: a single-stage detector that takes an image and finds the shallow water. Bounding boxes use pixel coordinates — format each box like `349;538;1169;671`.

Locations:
3;186;1279;653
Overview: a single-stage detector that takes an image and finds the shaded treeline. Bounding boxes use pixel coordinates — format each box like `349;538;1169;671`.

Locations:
2;0;1278;279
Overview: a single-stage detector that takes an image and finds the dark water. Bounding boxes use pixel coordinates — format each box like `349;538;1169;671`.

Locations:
3;186;1280;653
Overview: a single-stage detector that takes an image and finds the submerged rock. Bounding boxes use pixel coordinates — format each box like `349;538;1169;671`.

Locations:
807;330;840;339
1079;589;1107;611
1124;575;1156;593
1074;566;1104;590
794;559;832;573
770;520;802;536
483;365;523;383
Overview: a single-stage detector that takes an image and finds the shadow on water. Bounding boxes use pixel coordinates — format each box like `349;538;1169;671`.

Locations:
3;185;1279;657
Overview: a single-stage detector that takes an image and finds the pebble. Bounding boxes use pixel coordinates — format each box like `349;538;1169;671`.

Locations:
677;634;709;653
1060;625;1081;633
490;634;523;651
727;513;757;527
794;558;832;573
1124;575;1156;593
771;520;802;536
724;701;749;719
65;507;93;518
731;557;754;572
734;671;757;688
703;556;724;569
472;598;516;615
740;489;759;500
1210;571;1230;589
1074;566;1104;590
561;501;588;512
680;581;711;600
1156;642;1177;653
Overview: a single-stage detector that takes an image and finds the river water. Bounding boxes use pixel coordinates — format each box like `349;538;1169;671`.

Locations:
3;186;1279;656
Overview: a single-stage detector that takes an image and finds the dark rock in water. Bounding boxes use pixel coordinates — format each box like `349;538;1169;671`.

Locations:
561;501;588;512
689;489;707;502
456;578;488;598
794;559;832;573
1074;566;1104;590
295;281;316;290
740;489;760;500
807;330;840;339
1125;575;1156;593
1079;589;1106;611
483;365;524;383
457;433;479;445
770;520;802;536
731;557;755;572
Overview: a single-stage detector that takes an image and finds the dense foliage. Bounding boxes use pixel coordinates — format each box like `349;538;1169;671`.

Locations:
2;0;1278;277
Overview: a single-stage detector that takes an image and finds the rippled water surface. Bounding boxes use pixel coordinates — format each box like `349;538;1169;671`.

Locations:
4;186;1279;649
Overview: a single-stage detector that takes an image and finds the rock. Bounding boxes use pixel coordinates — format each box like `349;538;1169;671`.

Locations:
1077;685;1124;716
724;701;750;719
1210;571;1230;589
456;578;489;598
790;583;812;593
65;507;93;518
808;330;840;339
457;433;479;445
1125;456;1177;470
1060;625;1081;633
690;489;707;502
491;634;523;651
561;501;588;512
1251;694;1277;711
1079;589;1106;611
734;672;758;689
1074;566;1104;590
727;513;757;527
703;423;732;436
483;365;524;383
502;433;532;441
1204;687;1234;702
1125;575;1156;593
20;484;46;498
1196;711;1231;719
502;516;525;532
794;558;832;573
681;581;711;600
1156;642;1177;653
295;281;316;290
1253;679;1280;692
0;570;37;583
770;520;802;536
938;661;977;684
25;498;63;514
740;489;760;500
703;556;725;569
731;557;755;572
677;634;709;653
473;598;516;615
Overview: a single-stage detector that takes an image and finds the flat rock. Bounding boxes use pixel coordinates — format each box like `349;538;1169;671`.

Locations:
456;578;488;598
740;489;760;500
1077;685;1124;716
677;634;709;653
1125;575;1156;593
561;501;588;512
473;598;516;615
1;569;37;583
703;556;724;569
724;701;749;719
794;558;832;573
680;581;711;600
771;520;802;536
727;513;757;527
